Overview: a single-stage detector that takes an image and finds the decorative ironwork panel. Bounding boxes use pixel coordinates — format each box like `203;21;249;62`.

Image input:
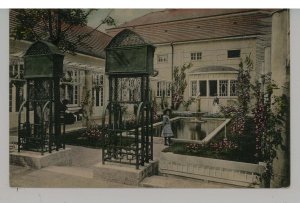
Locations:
104;30;154;169
111;77;142;102
107;29;149;48
105;29;155;75
103;76;153;169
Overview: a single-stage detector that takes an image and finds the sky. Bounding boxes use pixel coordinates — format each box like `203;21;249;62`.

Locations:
87;9;163;33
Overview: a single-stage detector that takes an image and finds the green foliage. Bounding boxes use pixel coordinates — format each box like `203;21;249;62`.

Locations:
220;54;253;136
237;54;253;113
160;91;169;110
11;9;116;53
82;123;106;143
171;63;192;110
64;128;103;148
152;97;160;123
182;97;196;111
252;75;289;187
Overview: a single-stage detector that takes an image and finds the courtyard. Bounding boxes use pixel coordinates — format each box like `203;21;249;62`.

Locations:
8;8;290;189
10;143;237;188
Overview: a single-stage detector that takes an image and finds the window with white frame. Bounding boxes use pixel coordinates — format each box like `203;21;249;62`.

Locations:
157;82;162;97
191;52;202;61
191;81;197;97
230;80;238;96
219;80;228;97
166;82;172;97
9;61;26;112
61;69;81;105
199;80;207;96
189;79;238;98
94;74;104;107
157;81;171;97
157;54;168;63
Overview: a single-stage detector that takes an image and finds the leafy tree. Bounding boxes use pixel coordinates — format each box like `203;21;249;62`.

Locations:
11;9;116;53
171;63;192;110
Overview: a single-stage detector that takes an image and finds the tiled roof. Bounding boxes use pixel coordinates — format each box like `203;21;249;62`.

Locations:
9;9;112;59
107;9;273;44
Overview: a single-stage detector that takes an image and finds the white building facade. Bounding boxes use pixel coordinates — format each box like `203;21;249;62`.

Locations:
106;9;272;113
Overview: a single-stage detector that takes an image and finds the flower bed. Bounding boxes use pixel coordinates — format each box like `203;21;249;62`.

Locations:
163;117;257;164
64;127;104;148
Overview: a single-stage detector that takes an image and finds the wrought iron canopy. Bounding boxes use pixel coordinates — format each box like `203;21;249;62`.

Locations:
24;41;64;79
105;29;155;75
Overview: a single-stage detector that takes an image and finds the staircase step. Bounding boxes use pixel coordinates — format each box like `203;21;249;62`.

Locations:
140;175;238;188
42;166;93;178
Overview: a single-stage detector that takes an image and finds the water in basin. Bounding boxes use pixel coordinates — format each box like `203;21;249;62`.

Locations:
171;117;224;141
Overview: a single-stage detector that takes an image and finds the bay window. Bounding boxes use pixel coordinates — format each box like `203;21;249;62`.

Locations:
190;79;238;98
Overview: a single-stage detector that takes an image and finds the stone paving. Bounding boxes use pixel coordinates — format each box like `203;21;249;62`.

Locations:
10;138;236;188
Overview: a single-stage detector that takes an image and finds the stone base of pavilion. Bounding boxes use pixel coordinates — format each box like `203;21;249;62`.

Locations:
93;160;159;186
10;148;72;169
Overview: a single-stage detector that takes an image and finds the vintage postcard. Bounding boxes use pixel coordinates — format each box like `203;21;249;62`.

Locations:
8;9;290;189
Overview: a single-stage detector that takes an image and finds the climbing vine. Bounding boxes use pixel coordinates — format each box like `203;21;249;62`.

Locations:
252;75;288;187
221;54;253;136
81;90;94;127
219;54;289;187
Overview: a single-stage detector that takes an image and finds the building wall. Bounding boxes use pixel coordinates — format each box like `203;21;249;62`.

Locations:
270;9;290;188
151;37;257;112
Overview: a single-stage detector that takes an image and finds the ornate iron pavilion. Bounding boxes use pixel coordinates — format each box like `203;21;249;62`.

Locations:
102;29;155;169
18;41;66;155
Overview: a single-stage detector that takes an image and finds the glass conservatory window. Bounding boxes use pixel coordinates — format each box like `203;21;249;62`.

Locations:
166;82;171;97
191;81;197;97
199;80;207;96
209;80;217;97
219;80;228;97
190;79;237;98
230;80;238;96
